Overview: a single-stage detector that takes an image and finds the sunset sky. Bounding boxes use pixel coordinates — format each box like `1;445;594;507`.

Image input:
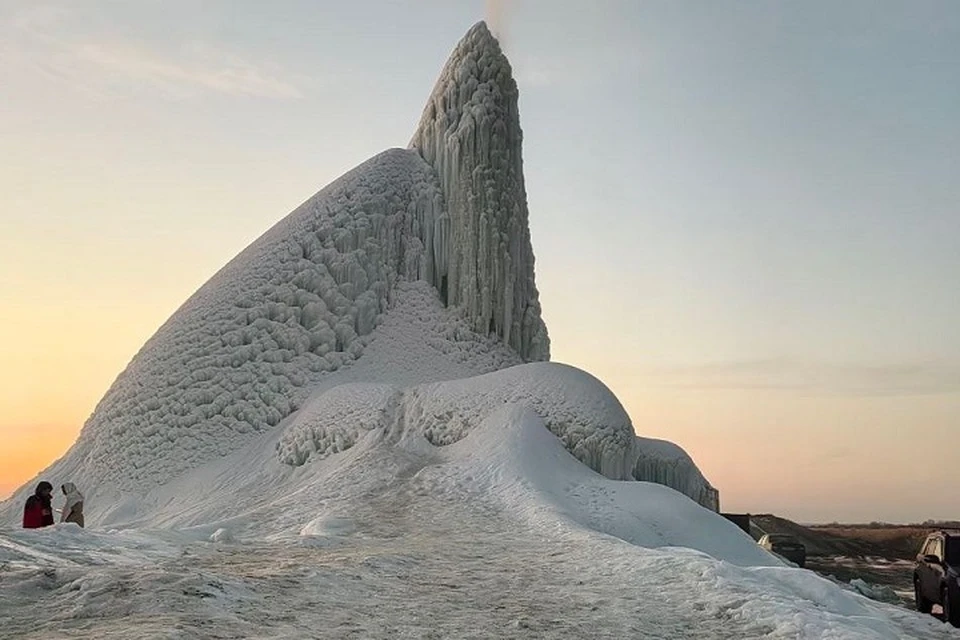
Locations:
1;1;957;523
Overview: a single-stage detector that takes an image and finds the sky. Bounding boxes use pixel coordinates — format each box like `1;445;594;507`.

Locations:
1;0;957;524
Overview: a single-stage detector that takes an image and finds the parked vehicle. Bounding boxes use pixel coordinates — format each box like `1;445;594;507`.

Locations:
758;533;806;567
913;530;960;627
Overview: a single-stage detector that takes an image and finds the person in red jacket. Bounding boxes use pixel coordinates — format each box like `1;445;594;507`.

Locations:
22;481;55;529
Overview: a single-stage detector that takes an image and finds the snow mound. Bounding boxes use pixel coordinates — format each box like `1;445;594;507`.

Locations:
402;364;637;479
276;279;529;467
633;435;720;511
276;383;396;466
338;279;524;387
395;365;716;509
274;355;716;510
427;403;770;566
276;361;632;478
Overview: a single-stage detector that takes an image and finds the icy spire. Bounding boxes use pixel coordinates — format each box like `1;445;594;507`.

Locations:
410;22;549;362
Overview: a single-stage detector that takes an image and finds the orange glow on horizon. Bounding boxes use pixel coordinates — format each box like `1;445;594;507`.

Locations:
0;299;173;499
0;422;80;500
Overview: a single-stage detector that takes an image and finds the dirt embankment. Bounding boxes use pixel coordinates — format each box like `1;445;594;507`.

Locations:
747;515;959;609
807;525;953;561
751;515;956;560
750;514;875;556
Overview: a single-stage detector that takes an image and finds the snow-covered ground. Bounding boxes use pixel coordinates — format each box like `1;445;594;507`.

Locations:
3;21;957;639
2;409;955;638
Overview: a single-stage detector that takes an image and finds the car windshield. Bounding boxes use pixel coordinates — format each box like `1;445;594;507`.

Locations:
946;538;960;566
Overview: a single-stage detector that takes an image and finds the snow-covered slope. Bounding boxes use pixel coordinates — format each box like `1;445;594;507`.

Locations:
58;149;446;491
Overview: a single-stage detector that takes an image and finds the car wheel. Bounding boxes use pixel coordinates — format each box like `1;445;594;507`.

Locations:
945;587;960;628
915;578;932;613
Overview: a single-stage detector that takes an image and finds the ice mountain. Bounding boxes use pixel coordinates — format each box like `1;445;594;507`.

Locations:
4;22;714;528
4;24;947;639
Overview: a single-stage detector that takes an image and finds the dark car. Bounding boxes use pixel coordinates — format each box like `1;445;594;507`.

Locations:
914;530;960;626
758;533;806;568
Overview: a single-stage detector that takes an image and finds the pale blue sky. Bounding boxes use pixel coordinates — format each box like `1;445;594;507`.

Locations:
1;1;957;522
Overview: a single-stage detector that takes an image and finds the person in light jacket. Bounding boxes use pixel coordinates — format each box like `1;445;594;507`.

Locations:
60;482;84;527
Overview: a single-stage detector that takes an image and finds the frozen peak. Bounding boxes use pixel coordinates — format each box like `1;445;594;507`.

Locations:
466;20;495;38
461;20;500;52
412;21;514;150
410;22;549;362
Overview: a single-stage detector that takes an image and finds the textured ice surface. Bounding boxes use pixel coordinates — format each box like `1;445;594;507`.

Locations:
276;354;717;509
410;22;548;361
275;362;633;476
275;383;396;467
633;436;720;511
66;149;444;489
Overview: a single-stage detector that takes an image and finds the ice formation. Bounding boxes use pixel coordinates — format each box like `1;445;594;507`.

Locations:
410;23;548;361
4;21;716;522
0;22;948;640
64;149;447;489
276;364;639;473
633;436;720;511
275;361;718;510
